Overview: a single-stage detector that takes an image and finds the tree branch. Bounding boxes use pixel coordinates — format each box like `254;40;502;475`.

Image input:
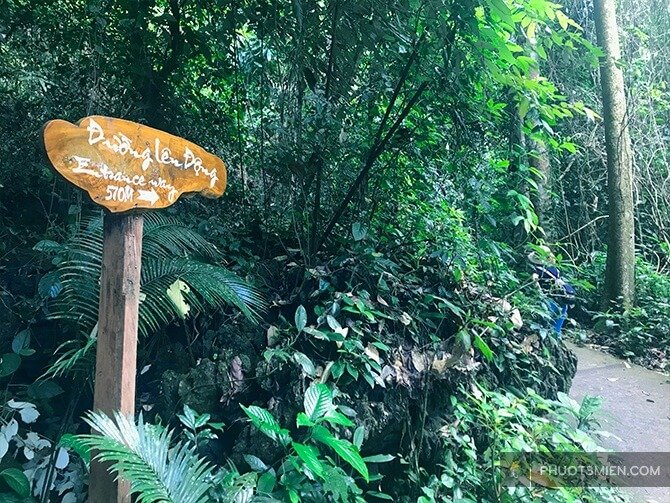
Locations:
317;80;430;250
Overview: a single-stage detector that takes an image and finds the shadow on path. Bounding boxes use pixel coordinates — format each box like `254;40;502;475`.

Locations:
567;342;670;503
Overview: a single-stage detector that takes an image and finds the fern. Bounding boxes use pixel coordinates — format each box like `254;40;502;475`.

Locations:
37;214;265;376
78;411;215;503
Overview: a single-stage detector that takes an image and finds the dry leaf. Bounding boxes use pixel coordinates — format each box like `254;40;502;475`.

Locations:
411;350;426;372
267;325;279;346
365;344;381;364
510;308;523;328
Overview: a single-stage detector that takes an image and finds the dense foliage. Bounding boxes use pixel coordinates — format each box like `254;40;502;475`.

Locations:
0;0;667;500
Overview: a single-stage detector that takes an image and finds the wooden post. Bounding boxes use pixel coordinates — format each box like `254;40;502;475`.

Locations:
42;115;228;501
89;212;144;503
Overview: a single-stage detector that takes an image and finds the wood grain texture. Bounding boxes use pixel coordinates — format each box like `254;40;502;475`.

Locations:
89;213;143;503
43;116;227;212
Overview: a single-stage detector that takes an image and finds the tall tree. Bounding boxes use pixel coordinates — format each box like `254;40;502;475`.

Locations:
527;44;552;234
594;0;636;309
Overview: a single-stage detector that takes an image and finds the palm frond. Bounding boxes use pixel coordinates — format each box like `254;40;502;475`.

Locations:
142;213;223;261
39;215;266;375
45;324;98;378
139;258;265;338
78;411;215;503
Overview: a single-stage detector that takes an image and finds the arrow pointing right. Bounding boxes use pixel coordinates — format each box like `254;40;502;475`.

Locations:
137;188;160;205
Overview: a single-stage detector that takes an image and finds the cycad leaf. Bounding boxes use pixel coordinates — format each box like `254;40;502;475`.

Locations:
78;411;214;503
39;215;266;375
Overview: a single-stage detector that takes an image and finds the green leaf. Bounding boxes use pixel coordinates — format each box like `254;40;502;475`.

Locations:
292;442;325;478
456;330;471;352
556;10;569;30
244;454;268;472
326;315;342;331
0;468;30;497
367;491;395;500
33;239;62;253
518;97;530;120
296;412;315;428
363;454;395;463
353;426;365;449
323;410;355;428
304;384;333;421
312;426;369;481
0;353;21;378
293;352;316;377
473;334;494;361
486;0;513;24
257;471;276;494
295;305;307;332
11;330;30;355
331;360;345;379
241;405;290;445
352;222;367;241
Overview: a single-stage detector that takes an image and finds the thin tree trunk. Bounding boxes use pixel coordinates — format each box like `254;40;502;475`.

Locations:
527;46;551;234
508;94;527;244
594;0;636;309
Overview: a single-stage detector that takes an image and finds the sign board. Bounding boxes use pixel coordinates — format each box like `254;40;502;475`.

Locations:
42;115;229;502
43;116;227;212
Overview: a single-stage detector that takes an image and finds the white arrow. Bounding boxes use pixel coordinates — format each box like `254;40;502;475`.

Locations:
137;188;160;205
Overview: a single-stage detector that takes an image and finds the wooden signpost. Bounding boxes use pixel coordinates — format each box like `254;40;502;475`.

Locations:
43;116;228;502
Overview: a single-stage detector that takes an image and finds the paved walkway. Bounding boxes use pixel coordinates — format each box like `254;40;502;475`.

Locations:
567;342;670;503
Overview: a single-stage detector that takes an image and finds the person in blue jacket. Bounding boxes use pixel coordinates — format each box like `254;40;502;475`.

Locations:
529;247;576;336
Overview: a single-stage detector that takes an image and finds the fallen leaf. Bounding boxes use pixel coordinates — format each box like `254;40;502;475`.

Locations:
365;344;381;364
510;308;523;328
267;325;279;346
411;350;426;372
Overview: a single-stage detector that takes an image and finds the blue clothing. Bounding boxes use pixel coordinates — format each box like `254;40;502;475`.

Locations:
534;265;575;336
547;299;569;335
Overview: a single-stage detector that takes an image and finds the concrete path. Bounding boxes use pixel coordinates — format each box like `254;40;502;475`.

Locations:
567;342;670;503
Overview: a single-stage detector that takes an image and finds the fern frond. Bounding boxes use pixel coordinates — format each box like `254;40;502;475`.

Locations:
78;411;215;503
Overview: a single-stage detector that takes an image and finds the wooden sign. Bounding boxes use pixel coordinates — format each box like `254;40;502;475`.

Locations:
43;116;227;212
42;116;229;502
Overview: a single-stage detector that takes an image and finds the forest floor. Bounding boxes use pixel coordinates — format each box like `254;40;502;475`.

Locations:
567;341;670;503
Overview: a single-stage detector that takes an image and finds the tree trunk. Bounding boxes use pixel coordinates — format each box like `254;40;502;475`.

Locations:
594;0;636;309
527;47;552;235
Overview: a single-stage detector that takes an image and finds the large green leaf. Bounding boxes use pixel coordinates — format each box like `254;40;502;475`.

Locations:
0;468;30;497
292;442;325;478
311;425;369;481
303;384;333;421
241;405;290;446
295;305;307;332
